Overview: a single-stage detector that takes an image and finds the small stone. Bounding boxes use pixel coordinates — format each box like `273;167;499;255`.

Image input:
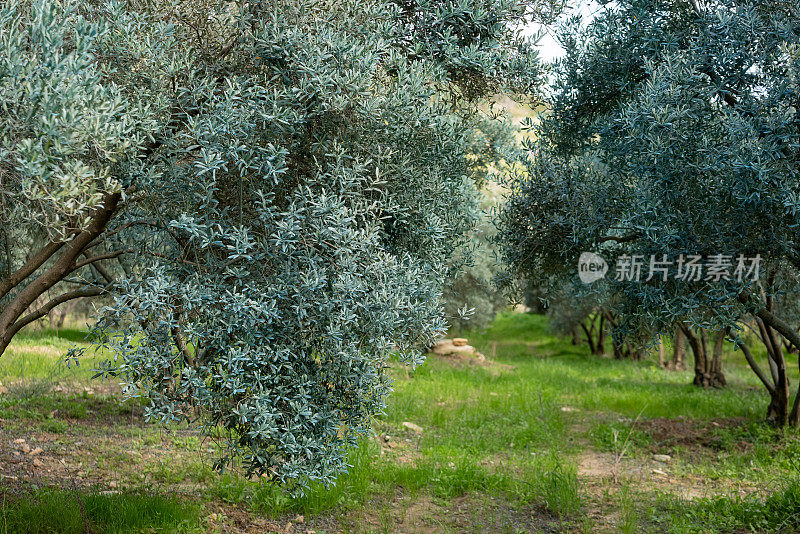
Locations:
32;459;43;468
430;340;455;355
452;338;468;347
20;444;30;454
29;447;43;456
652;468;667;476
489;392;498;396
293;515;304;524
402;421;423;433
13;439;25;444
653;454;672;463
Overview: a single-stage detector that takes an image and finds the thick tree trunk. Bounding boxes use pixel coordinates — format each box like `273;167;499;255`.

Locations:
680;325;725;388
738;339;788;425
761;319;790;426
737;292;800;426
0;193;120;357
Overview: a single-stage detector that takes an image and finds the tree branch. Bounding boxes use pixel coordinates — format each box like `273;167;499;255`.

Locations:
8;287;105;338
737;340;775;394
599;233;641;244
740;293;800;353
71;250;130;274
170;305;196;368
0;241;65;301
0;192;121;352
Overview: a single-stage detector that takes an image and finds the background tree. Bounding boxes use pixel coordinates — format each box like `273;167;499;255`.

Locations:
498;0;800;422
544;279;608;355
1;0;550;487
443;115;517;332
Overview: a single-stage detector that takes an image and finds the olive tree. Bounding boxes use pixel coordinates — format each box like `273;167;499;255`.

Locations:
499;0;800;423
442;117;516;332
1;0;550;487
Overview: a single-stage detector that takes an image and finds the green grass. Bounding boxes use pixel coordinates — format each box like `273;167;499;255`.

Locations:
589;420;654;454
0;488;202;534
462;312;782;421
0;326;104;383
5;312;800;532
648;480;800;533
209;438;579;517
0;391;140;423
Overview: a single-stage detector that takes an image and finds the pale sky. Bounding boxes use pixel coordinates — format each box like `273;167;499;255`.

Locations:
527;26;565;63
522;1;602;64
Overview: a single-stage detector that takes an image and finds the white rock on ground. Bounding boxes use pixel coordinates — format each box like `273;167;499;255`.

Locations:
430;340;486;361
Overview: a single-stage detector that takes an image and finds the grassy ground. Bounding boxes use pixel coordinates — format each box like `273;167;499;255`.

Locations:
1;313;800;532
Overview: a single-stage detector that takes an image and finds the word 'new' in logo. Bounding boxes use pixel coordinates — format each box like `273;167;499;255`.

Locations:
578;252;608;284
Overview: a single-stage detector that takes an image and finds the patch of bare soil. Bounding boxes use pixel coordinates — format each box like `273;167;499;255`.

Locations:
573;415;767;532
637;416;752;452
345;491;563;533
205;504;331;534
577;449;728;499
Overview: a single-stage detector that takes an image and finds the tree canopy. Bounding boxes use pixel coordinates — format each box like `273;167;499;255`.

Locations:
1;0;547;487
498;0;800;423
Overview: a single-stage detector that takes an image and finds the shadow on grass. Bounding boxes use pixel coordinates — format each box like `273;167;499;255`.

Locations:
17;328;94;344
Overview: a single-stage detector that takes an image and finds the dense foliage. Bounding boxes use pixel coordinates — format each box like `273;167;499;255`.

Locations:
442;116;516;331
499;0;800;422
1;0;546;486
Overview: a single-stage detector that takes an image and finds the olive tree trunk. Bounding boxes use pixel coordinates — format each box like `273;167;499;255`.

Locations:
680;325;726;388
670;327;687;370
0;194;120;357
